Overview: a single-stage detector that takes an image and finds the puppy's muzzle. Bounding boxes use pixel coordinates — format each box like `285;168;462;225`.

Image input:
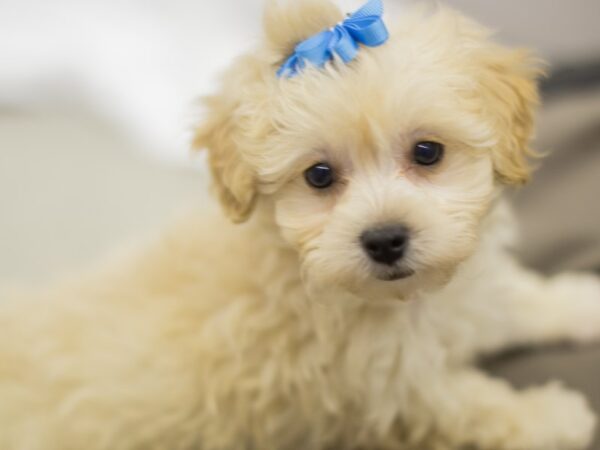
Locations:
360;225;409;266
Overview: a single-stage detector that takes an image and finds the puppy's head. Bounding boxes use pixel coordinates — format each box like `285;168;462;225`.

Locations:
195;0;541;298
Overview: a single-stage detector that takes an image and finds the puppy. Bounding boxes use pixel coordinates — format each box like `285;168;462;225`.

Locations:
1;1;600;449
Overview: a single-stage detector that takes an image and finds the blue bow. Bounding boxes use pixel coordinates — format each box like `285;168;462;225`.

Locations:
277;0;389;78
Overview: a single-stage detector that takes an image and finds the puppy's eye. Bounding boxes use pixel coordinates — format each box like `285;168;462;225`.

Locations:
304;163;334;189
413;141;445;166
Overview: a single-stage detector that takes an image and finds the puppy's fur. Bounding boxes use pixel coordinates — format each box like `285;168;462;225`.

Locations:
1;1;600;449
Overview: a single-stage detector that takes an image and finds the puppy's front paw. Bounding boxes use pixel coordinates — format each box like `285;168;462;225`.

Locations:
549;273;600;344
510;383;596;450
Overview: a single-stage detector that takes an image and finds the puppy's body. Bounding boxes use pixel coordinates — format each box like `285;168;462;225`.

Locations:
1;203;598;450
2;1;600;449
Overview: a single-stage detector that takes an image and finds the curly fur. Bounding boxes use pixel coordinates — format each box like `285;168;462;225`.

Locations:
1;1;599;449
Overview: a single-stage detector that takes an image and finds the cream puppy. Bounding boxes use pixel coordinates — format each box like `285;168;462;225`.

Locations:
1;1;600;449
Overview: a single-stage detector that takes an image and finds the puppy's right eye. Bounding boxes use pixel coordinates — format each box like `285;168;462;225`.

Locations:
413;141;445;166
304;163;334;189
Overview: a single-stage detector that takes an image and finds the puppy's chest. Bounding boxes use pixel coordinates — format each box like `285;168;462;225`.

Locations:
196;292;449;448
237;300;444;408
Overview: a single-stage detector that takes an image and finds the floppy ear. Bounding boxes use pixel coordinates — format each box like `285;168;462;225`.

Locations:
193;63;259;224
478;49;542;185
195;0;344;223
263;0;343;57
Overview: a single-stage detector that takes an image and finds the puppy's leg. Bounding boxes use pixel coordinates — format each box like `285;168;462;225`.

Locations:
440;257;600;361
426;368;596;450
498;270;600;351
506;269;600;345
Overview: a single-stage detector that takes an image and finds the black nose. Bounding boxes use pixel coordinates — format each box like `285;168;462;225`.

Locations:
360;225;409;266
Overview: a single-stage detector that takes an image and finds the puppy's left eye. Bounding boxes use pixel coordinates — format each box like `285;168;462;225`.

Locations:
304;163;334;189
413;141;445;166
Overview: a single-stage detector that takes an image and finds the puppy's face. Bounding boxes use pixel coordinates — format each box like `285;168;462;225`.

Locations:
266;67;497;297
196;1;540;298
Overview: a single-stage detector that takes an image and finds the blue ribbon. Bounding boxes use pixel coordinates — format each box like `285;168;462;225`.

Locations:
277;0;389;78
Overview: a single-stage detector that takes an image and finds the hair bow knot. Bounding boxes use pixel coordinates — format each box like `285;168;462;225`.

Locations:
277;0;389;78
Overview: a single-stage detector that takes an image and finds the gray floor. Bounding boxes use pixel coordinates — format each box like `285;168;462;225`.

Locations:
0;108;207;285
1;88;600;447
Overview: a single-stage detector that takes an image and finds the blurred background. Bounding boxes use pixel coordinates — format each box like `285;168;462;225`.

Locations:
1;0;599;445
